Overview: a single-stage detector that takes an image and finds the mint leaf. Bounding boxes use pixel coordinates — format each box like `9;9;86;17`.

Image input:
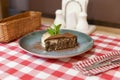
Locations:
47;28;55;36
55;24;61;34
47;24;61;36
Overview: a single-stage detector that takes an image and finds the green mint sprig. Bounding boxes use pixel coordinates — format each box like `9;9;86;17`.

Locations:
47;24;61;36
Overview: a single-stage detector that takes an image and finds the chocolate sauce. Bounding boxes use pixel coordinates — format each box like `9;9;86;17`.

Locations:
33;42;45;50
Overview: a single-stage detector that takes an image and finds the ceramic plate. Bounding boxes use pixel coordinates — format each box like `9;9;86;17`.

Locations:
19;29;94;59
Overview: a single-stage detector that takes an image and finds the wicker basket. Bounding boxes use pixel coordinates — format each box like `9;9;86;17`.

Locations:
0;11;41;43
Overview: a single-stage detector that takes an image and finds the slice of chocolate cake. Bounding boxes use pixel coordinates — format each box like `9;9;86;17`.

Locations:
44;32;78;51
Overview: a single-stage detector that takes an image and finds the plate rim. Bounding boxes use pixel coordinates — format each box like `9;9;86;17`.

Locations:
18;29;94;59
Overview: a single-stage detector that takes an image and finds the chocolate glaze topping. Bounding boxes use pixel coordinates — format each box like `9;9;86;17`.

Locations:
45;32;76;41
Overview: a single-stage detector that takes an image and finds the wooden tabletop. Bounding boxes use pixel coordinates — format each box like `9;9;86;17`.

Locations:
42;17;120;38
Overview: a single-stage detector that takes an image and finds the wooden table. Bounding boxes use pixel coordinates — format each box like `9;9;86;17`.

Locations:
42;17;120;38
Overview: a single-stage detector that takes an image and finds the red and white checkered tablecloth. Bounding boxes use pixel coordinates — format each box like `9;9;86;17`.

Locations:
0;27;120;80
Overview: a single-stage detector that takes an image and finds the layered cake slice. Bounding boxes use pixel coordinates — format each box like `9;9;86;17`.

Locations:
41;24;78;51
45;32;78;51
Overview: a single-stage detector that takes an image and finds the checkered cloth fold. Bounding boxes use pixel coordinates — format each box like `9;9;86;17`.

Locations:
73;50;120;76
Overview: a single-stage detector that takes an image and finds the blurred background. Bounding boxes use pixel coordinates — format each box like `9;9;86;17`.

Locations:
0;0;61;18
0;0;120;27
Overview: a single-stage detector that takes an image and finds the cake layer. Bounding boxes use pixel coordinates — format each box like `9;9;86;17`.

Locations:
45;33;78;51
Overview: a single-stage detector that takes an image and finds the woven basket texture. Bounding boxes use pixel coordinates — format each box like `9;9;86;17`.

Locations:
0;11;41;42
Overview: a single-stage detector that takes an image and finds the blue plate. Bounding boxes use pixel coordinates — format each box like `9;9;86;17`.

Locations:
19;29;94;59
